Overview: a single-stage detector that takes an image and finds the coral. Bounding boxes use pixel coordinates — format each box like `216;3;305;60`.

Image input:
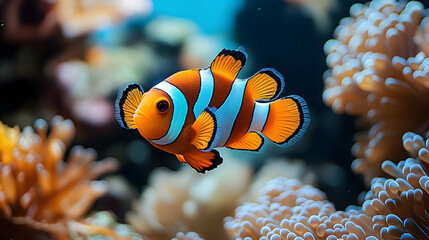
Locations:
224;177;380;239
54;0;152;37
323;0;429;182
173;232;205;240
0;122;20;164
74;211;143;240
1;0;152;41
127;158;311;240
224;130;429;239
242;159;312;203
414;17;429;55
55;45;157;125
127;160;253;240
361;131;429;239
0;117;120;240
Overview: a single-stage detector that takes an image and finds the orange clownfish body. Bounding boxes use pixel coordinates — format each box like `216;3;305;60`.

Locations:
115;47;310;173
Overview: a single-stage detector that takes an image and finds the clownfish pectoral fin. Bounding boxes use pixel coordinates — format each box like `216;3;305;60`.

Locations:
210;46;247;81
190;107;220;151
225;132;264;151
247;68;285;101
180;149;223;173
175;154;186;163
115;82;144;129
261;95;310;147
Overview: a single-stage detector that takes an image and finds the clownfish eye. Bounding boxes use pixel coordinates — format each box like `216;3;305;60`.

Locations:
157;100;169;112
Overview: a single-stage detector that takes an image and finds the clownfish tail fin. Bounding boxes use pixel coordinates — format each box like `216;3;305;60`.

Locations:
210;46;247;81
260;95;310;147
246;68;285;101
115;82;144;129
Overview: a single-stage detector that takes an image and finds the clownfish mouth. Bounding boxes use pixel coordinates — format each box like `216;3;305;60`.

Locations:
133;113;149;136
133;112;166;141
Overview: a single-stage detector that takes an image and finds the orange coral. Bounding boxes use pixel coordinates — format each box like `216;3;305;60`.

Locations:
323;0;429;183
0;122;20;164
0;117;120;240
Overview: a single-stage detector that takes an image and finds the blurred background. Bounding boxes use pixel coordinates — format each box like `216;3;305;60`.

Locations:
2;0;428;225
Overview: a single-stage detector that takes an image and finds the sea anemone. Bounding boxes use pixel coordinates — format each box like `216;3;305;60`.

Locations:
0;117;120;240
78;211;143;240
127;157;311;240
224;130;429;239
362;131;429;239
323;0;429;182
127;160;253;240
223;177;381;239
173;232;205;240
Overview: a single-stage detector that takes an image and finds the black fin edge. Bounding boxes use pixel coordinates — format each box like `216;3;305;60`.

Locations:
226;132;265;152
196;150;223;173
115;82;144;129
257;68;285;101
277;95;310;147
217;46;248;67
201;107;218;151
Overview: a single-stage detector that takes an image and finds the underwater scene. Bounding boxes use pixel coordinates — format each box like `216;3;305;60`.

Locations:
1;0;429;239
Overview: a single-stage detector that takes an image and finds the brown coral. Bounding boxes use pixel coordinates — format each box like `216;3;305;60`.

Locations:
323;0;429;182
224;130;429;239
0;117;120;240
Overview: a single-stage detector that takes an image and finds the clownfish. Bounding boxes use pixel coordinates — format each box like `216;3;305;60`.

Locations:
115;47;310;173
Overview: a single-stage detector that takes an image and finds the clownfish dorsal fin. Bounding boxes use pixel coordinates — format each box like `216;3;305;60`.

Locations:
178;149;223;173
115;82;144;129
225;132;264;151
190;107;220;151
246;68;285;101
210;46;248;81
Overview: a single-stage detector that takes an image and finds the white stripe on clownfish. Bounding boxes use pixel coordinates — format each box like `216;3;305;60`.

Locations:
151;81;188;145
205;79;248;151
248;102;270;133
193;68;214;119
